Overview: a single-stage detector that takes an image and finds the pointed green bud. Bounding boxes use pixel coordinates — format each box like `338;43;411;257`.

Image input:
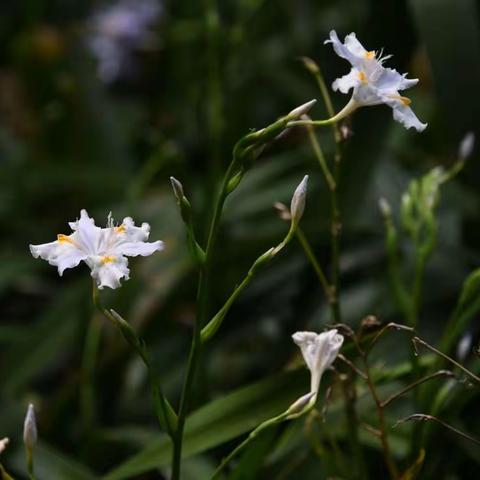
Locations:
170;176;192;223
23;404;37;450
290;175;309;227
286;391;316;418
286;100;317;121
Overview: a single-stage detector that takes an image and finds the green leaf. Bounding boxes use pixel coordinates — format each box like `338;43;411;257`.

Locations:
9;443;96;480
103;369;307;480
439;268;480;354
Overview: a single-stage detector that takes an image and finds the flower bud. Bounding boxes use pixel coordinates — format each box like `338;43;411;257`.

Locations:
170;176;192;223
170;176;185;203
286;100;317;121
290;175;309;226
286;391;316;417
299;56;320;75
23;404;37;450
0;437;9;454
458;132;475;160
378;198;391;217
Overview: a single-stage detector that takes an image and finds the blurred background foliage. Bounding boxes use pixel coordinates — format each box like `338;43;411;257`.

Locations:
1;0;480;478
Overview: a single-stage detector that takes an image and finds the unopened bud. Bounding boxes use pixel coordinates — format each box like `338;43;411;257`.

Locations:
459;132;475;160
287;100;317;121
290;175;309;226
286;391;316;417
23;404;37;450
0;437;9;454
170;176;185;204
299;56;320;74
170;176;192;223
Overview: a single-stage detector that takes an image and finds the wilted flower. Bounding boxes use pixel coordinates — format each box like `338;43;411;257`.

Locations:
292;329;344;406
325;30;427;132
87;0;161;83
23;404;37;451
30;210;164;289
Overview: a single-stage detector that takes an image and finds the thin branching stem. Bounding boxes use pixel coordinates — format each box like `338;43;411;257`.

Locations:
381;370;455;408
412;336;480;385
394;414;480;446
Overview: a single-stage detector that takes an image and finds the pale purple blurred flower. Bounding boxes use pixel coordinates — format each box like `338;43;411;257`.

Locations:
87;0;161;83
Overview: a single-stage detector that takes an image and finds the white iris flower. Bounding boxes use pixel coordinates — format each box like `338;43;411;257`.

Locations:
30;210;164;289
292;329;344;407
326;30;427;132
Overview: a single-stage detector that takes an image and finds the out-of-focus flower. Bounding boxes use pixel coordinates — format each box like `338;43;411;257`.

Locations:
458;132;475;160
292;329;344;407
23;404;37;451
325;30;427;132
87;0;161;83
30;210;164;289
0;437;9;454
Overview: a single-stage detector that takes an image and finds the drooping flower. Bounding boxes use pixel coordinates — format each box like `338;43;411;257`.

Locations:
87;0;161;83
292;329;344;407
30;210;164;289
325;30;427;132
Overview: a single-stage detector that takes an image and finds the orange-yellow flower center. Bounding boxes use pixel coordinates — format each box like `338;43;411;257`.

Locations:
115;225;126;233
365;50;375;59
358;71;367;83
57;234;74;244
101;255;116;264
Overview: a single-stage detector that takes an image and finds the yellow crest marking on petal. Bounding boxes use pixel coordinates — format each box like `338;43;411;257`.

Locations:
57;234;74;244
357;71;367;83
389;94;412;106
101;255;116;264
115;225;126;233
365;50;375;59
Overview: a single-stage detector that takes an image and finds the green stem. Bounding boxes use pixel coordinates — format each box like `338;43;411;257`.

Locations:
304;124;336;191
295;228;331;304
92;286;176;437
288;98;357;129
80;314;102;431
172;147;238;479
211;412;288;479
26;448;36;480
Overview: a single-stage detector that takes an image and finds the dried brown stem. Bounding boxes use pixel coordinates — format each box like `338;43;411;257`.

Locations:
337;354;368;380
412;336;480;385
394;414;480;446
380;370;455;408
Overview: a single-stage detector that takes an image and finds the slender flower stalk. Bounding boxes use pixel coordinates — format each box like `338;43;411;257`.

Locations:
92;288;177;437
171;106;313;480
